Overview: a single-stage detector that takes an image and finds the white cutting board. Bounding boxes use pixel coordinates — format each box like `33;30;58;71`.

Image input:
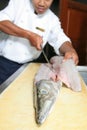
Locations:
0;63;87;130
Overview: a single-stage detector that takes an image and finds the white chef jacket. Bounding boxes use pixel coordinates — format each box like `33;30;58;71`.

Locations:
0;0;71;63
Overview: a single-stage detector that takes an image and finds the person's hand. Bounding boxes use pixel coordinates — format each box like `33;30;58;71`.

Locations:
59;41;79;65
27;32;43;50
63;51;79;65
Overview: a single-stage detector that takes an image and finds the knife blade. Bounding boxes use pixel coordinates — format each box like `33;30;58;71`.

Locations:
41;44;50;64
36;26;49;63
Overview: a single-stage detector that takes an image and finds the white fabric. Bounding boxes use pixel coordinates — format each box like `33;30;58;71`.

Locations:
0;0;71;63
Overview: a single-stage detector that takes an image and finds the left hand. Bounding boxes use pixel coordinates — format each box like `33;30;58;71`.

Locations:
59;41;79;65
63;51;79;65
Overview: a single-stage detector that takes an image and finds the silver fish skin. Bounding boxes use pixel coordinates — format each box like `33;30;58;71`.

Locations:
33;79;62;125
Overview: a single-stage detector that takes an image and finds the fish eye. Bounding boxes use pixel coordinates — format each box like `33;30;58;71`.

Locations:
40;89;48;95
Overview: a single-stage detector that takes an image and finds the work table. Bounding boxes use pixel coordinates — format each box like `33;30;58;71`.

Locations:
0;63;87;130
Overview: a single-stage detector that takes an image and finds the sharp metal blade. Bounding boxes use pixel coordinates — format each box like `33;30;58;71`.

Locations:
41;45;50;64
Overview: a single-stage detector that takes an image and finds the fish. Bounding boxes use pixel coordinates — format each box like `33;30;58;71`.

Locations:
50;56;81;91
33;56;81;125
33;79;62;125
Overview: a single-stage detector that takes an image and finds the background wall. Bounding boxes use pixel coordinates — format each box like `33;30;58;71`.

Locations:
73;0;87;4
50;0;59;15
0;0;9;10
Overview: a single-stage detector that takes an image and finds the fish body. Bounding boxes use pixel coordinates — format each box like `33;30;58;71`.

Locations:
33;79;62;124
50;56;81;91
33;56;81;125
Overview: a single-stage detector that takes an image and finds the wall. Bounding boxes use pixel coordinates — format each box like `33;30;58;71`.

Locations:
73;0;87;4
0;0;9;10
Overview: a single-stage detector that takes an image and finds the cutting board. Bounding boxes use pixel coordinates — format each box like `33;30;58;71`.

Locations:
0;63;87;130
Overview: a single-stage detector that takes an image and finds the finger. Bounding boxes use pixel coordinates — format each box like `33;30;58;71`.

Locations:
63;53;77;65
74;58;79;65
36;43;42;50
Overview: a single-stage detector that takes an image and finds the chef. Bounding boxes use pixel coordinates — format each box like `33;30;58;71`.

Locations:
0;0;79;84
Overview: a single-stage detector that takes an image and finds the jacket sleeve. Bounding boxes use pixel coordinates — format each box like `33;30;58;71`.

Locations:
48;16;71;54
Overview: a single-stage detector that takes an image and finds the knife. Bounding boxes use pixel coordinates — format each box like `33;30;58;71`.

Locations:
41;45;56;74
40;44;50;64
36;27;50;64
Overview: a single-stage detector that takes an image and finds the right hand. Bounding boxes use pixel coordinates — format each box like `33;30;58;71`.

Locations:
27;31;43;50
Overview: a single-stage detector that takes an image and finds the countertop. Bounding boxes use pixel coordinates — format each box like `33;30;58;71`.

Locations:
0;63;87;130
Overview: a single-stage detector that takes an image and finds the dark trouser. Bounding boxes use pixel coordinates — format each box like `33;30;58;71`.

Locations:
0;56;23;85
0;50;49;85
